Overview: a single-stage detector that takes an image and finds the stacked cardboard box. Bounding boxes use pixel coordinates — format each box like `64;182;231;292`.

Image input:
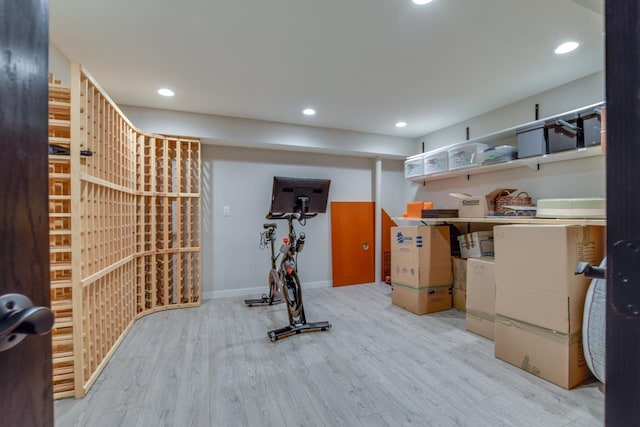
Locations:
493;225;604;389
452;256;467;311
390;226;453;314
458;231;494;258
449;188;515;217
465;257;496;340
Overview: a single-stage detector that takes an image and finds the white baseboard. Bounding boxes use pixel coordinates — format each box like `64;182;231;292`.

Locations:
203;280;332;300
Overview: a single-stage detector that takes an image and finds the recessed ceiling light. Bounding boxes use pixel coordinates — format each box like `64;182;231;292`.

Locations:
555;41;579;54
157;88;175;97
413;0;433;4
395;121;408;128
302;108;316;116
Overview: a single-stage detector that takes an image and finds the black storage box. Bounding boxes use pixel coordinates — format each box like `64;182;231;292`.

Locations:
516;122;548;158
580;110;602;147
547;114;581;153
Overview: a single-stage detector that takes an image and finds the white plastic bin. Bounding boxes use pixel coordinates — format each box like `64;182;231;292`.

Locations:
404;154;424;178
424;149;448;175
478;145;518;165
448;143;489;170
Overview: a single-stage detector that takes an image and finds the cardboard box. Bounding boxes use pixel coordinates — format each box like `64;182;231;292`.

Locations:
452;288;466;312
458;231;494;258
451;256;467;290
392;284;452;315
465;257;496;340
494;315;589;389
494;225;604;334
466;311;494;340
390;226;453;288
449;188;516;217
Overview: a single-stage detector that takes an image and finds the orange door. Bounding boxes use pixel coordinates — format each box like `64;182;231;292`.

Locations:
331;201;375;286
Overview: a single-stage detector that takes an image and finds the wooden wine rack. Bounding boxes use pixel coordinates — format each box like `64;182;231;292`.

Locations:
48;64;201;399
49;73;75;398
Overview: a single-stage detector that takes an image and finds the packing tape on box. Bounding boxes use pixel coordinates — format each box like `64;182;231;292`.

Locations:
466;308;494;322
495;315;581;345
391;282;453;292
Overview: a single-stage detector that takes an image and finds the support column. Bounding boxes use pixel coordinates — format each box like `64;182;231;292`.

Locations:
374;158;382;283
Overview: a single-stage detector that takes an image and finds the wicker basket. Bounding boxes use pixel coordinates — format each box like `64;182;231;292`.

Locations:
495;191;533;214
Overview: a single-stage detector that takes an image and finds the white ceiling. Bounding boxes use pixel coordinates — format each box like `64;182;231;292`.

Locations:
50;0;604;139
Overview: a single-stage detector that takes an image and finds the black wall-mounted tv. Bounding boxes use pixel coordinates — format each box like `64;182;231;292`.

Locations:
268;176;331;215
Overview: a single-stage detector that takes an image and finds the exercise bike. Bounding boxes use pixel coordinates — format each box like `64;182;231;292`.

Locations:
266;211;331;342
244;223;284;307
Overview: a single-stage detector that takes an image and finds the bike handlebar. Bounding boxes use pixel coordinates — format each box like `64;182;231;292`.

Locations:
266;212;318;221
263;223;277;229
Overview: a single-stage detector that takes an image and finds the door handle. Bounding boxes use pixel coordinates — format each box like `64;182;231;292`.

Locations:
575;262;606;280
0;293;54;352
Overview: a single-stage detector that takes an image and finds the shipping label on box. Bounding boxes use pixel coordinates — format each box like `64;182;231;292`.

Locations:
494;315;589;389
390;226;452;288
449;188;516;217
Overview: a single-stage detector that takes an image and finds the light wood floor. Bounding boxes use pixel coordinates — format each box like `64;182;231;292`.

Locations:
54;283;604;427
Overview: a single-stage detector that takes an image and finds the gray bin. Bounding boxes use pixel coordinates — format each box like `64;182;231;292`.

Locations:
516;122;548;158
547;114;580;153
581;111;602;147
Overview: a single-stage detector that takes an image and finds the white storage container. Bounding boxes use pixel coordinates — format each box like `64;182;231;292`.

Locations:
404;154;424;178
478;145;517;165
448;143;490;170
424;149;448;175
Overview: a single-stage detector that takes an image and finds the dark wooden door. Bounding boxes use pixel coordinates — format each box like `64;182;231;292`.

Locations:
330;201;375;286
605;1;640;425
0;1;53;426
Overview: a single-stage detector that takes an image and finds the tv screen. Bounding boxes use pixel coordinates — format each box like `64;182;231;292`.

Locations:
268;176;331;215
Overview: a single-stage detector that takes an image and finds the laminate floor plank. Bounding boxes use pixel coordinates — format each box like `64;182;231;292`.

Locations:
313;334;430;425
456;345;604;423
312;300;463;426
209;300;251;427
171;307;211;427
135;310;196;426
54;283;604;427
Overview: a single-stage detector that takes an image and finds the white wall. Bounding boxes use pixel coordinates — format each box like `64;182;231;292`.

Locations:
49;43;70;84
408;156;605;209
417;71;605;153
381;160;409;218
51;43;603;297
122;105;415;160
404;71;606;210
202;145;406;299
47;43;415;159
